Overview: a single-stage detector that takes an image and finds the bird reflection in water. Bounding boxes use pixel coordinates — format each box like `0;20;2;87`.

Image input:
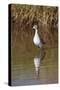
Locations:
34;48;46;79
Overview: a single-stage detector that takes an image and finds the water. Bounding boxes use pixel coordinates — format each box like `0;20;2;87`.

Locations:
11;47;58;86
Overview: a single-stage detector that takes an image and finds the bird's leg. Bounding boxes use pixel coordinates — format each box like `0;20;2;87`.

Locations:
40;47;46;60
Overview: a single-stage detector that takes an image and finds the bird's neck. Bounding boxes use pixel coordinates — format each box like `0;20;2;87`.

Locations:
35;29;38;34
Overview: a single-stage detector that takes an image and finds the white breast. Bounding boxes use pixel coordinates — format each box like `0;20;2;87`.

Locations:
33;29;42;47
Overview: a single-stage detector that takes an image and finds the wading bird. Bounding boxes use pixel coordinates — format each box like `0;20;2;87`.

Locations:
32;25;42;48
32;24;45;79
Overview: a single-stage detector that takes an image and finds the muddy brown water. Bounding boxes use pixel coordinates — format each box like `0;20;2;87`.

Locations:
11;46;58;86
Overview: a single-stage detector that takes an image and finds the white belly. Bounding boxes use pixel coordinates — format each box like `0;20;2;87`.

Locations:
33;33;42;47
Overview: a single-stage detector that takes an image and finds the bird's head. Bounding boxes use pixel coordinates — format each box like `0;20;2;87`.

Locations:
32;25;38;30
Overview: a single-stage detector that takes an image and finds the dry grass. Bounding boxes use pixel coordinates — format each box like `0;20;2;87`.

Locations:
11;4;58;49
